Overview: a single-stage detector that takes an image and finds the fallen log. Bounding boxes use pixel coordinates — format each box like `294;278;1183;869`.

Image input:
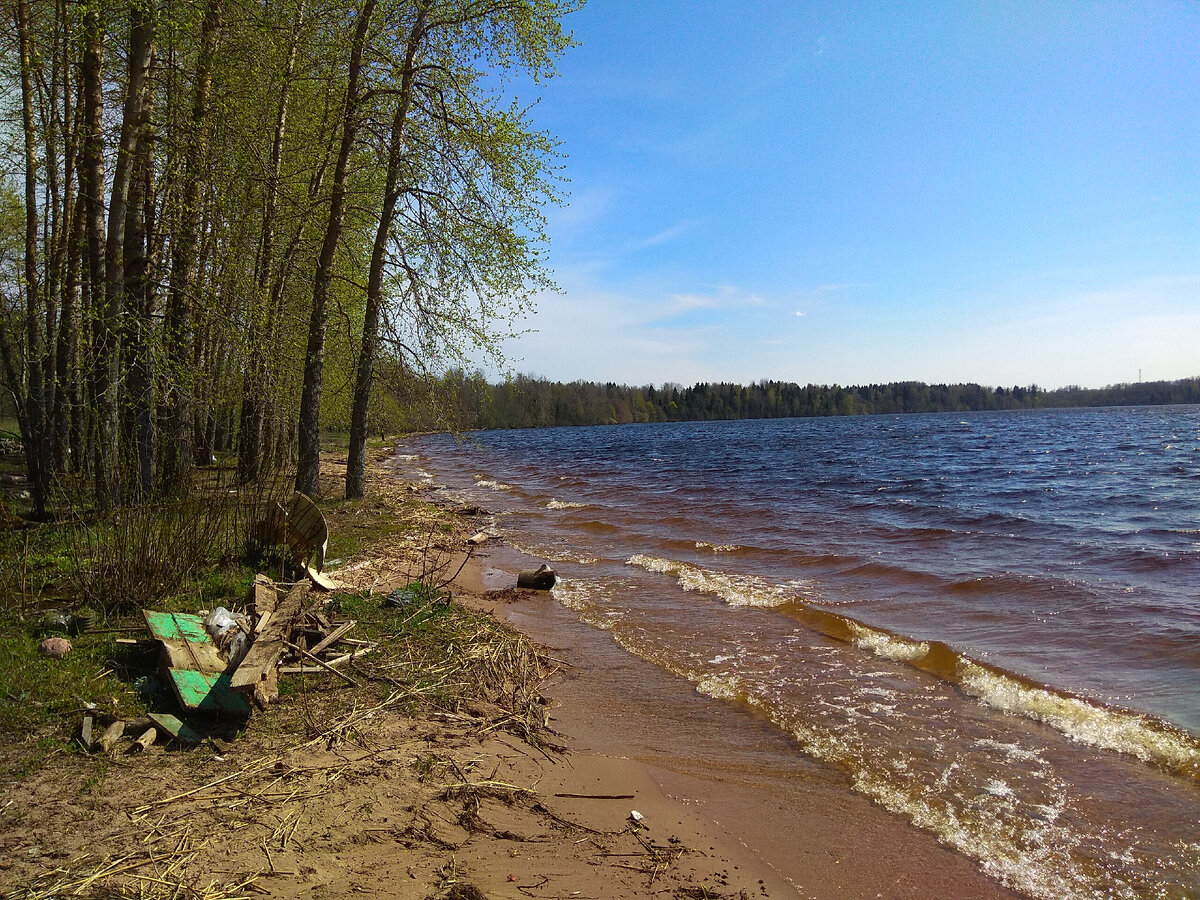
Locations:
96;720;125;753
128;727;157;753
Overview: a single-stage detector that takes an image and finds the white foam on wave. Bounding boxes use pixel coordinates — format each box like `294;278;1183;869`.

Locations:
960;663;1200;775
973;738;1048;766
546;499;589;509
626;554;794;608
550;578;598;614
695;673;742;702
777;717;1111;900
695;541;741;552
474;478;513;492
847;622;930;662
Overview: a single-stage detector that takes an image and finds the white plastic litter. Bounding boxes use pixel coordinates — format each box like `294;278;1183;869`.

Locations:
205;607;250;666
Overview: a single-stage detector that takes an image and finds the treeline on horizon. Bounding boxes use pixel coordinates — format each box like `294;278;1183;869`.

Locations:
396;372;1200;431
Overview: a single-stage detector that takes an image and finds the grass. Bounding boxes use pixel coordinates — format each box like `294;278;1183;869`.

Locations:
0;440;552;779
0;607;149;775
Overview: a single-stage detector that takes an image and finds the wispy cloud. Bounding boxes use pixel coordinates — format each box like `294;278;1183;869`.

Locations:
633;221;692;250
661;284;766;318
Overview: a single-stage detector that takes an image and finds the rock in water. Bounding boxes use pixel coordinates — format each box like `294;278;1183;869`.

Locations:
516;564;557;590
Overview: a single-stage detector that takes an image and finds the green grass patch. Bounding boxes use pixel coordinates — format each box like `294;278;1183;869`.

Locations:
0;609;148;743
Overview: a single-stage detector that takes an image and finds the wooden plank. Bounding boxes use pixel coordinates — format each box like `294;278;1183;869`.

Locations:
167;669;252;715
308;620;355;656
144;611;212;645
247;574;277;619
254;610;272;635
159;637;226;674
253;664;278;710
229;581;311;706
147;712;203;746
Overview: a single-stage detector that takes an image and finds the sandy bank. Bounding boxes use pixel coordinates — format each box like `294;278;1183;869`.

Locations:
453;539;1024;900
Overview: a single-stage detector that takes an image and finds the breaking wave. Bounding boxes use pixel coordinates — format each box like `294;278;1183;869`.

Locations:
625;554;1200;783
546;499;590;509
626;554;798;608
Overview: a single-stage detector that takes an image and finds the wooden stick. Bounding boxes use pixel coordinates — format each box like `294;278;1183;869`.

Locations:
279;647;373;674
307;620;355;656
284;641;360;687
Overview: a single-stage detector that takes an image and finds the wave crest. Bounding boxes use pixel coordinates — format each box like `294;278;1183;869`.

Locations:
626;554;796;608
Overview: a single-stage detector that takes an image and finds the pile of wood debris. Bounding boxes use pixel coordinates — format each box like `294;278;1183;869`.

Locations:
79;572;374;756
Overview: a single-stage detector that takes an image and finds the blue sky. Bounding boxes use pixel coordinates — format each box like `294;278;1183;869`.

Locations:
493;1;1199;390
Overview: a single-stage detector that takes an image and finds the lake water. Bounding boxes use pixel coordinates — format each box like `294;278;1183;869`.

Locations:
401;407;1200;899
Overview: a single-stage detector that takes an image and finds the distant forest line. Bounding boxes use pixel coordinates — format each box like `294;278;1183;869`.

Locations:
397;373;1200;431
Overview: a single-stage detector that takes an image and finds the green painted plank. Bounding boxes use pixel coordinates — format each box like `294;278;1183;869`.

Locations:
147;712;203;745
144;611;213;645
167;668;251;715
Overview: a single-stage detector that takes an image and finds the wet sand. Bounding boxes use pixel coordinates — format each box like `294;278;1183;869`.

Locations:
454;542;1024;899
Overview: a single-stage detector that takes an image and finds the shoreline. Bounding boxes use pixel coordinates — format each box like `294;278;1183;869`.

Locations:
0;447;1024;899
452;543;1023;899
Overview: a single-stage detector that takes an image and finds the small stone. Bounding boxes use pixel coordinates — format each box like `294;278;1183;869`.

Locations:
39;637;72;659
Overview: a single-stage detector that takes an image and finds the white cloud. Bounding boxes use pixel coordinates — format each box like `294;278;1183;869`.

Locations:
633;221;693;250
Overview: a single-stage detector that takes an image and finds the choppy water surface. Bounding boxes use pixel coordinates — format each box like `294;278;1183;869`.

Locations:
402;407;1200;899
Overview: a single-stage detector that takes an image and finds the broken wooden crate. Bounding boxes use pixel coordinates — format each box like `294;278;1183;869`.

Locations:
143;610;251;715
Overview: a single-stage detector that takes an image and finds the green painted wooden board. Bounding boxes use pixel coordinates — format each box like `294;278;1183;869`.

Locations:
147;712;203;745
144;611;212;645
167;668;251;715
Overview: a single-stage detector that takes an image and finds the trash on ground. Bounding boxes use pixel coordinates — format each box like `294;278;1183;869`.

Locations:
116;572;377;755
